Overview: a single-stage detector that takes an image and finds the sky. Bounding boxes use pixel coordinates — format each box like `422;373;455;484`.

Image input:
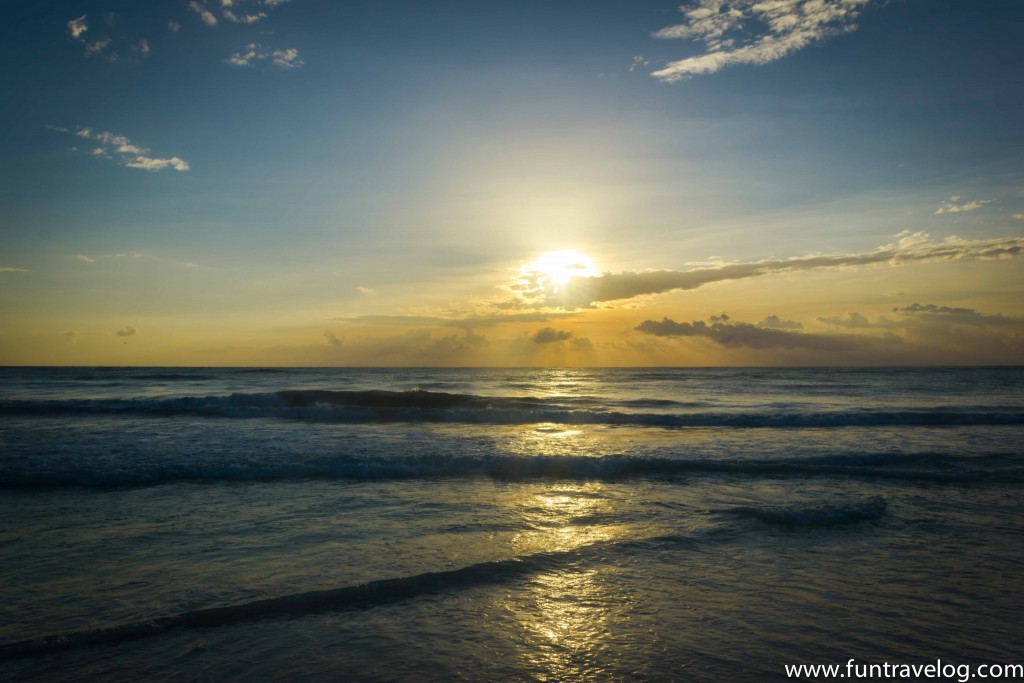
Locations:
0;0;1022;366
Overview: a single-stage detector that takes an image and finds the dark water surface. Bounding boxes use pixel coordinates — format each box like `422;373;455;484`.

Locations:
1;367;1021;681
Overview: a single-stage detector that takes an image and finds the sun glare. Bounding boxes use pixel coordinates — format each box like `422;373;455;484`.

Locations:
524;250;598;286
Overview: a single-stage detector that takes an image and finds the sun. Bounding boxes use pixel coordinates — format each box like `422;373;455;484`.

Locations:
523;250;598;286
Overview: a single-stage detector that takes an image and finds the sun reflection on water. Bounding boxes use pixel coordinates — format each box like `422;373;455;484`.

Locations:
500;481;628;681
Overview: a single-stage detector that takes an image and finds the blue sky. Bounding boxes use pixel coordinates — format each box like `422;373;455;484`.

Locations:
1;0;1022;365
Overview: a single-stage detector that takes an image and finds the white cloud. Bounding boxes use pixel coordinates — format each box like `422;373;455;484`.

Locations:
56;127;191;172
73;255;96;263
935;195;995;214
272;48;303;69
67;15;113;56
168;20;181;33
1013;213;1024;220
226;44;260;66
223;8;267;23
116;326;139;337
226;43;303;69
189;1;218;26
134;39;150;57
651;0;871;82
0;266;29;273
67;15;88;39
357;286;378;296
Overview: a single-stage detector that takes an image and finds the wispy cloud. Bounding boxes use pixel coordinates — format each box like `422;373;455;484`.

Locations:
935;195;995;214
73;255;96;263
226;43;303;69
628;55;649;72
504;232;1024;310
62;331;80;344
57;127;190;172
324;330;342;347
651;0;871;82
356;286;378;296
0;266;29;273
115;326;139;337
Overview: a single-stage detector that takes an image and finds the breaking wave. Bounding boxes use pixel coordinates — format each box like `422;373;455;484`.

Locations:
1;389;1020;428
725;498;889;527
2;452;1020;489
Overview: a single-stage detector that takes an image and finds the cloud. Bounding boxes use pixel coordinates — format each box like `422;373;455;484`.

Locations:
324;330;342;347
223;8;267;23
115;326;138;337
189;1;218;26
168;20;181;32
67;15;88;39
226;43;303;69
57;127;190;172
935;196;995;214
503;232;1024;310
0;266;29;273
891;303;1017;327
817;312;880;329
651;0;871;82
636;316;860;351
532;327;574;344
62;331;80;344
271;48;302;69
66;15;112;56
757;314;803;330
1014;214;1024;220
819;304;1020;333
324;330;488;365
73;255;95;263
335;312;581;330
357;286;377;296
571;337;595;352
628;55;649;72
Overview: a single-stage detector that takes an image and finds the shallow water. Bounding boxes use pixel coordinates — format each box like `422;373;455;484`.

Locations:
1;367;1022;681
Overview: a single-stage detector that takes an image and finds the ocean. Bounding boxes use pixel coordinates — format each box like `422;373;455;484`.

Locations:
1;366;1022;681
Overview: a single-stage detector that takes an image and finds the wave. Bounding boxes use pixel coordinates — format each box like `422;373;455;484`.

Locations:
3;453;1020;489
0;532;697;660
1;389;1021;428
725;498;888;527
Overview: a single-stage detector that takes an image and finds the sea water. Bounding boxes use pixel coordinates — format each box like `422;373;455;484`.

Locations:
0;367;1022;681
